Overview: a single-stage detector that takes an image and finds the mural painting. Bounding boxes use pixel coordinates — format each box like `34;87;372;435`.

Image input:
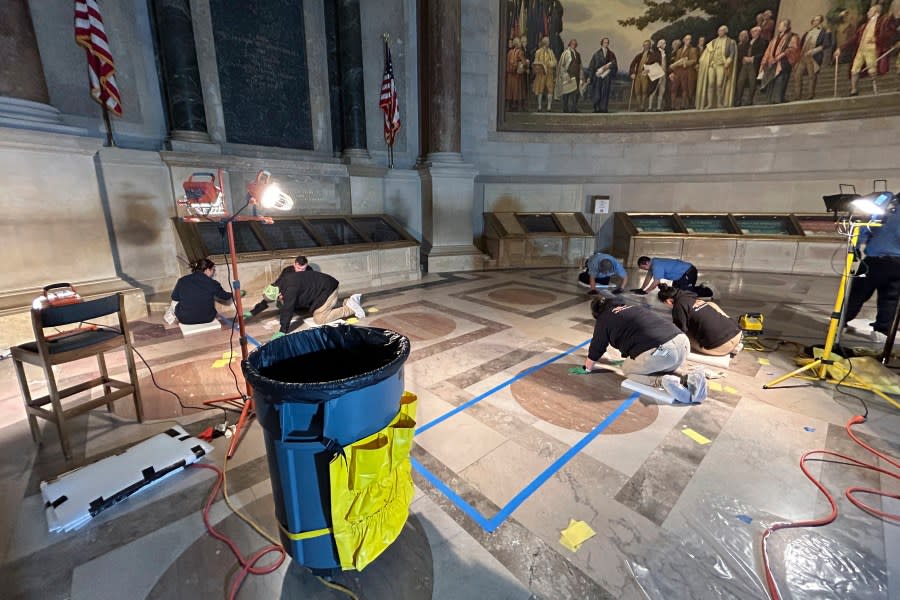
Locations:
502;0;900;116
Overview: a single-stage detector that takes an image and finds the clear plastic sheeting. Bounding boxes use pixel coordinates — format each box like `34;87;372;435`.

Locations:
628;495;888;600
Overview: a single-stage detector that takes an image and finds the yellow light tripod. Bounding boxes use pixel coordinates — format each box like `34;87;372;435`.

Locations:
763;221;900;410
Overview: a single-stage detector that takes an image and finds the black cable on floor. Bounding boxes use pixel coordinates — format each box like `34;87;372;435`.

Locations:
80;320;229;421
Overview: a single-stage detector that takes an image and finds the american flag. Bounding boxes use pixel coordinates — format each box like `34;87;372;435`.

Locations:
74;0;122;116
379;41;401;146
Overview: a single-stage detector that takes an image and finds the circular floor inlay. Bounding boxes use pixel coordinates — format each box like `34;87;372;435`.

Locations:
511;363;658;434
122;359;247;420
369;312;456;341
488;287;557;305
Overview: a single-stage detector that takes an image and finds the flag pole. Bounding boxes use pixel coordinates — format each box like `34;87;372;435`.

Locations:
102;104;116;147
383;33;394;169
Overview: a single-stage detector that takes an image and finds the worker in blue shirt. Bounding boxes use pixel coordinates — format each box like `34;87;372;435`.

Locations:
634;256;713;297
578;252;628;294
844;197;900;342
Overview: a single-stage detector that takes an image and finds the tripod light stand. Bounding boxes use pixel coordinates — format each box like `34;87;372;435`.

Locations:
763;194;899;411
181;169;294;458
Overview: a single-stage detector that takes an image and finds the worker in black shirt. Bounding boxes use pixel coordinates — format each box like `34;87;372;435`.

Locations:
244;266;294;318
657;285;743;356
274;255;365;340
171;257;233;324
583;296;706;404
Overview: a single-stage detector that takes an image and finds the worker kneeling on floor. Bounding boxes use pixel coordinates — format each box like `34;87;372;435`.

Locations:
657;284;743;357
583;296;706;404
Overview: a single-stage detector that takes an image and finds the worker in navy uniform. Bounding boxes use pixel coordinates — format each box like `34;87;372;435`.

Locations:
657;284;743;356
274;255;365;340
844;195;900;343
578;251;628;294
583;296;706;404
171;257;233;324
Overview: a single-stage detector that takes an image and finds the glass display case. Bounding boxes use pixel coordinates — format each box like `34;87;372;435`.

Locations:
613;212;845;275
628;214;683;233
516;213;561;233
794;214;841;237
733;214;800;236
678;214;737;234
175;214;417;263
483;212;595;268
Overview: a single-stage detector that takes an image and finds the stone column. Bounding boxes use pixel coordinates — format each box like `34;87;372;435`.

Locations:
336;0;369;161
417;0;482;272
151;0;211;143
0;0;77;133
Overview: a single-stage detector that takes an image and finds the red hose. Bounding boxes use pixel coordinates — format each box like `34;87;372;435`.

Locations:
192;463;286;600
761;416;899;600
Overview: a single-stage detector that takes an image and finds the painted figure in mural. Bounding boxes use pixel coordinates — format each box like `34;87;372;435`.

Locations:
629;40;661;112
666;38;681;108
794;15;833;101
759;19;800;104
556;38;583;112
696;25;737;109
836;4;897;96
648;38;669;111
758;9;776;43
734;26;766;107
526;0;548;63
506;0;525;40
505;38;529;111
668;34;699;110
831;6;863;57
587;37;617;113
532;36;557;111
547;0;564;59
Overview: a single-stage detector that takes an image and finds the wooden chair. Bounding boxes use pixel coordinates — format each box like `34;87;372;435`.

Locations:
10;293;143;461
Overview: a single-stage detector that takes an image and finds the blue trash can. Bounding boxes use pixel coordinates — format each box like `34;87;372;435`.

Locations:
242;325;410;572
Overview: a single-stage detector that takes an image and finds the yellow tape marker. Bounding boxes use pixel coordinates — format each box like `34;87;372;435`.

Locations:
757;358;770;365
724;385;740;395
682;427;711;445
368;307;379;313
345;317;359;324
559;519;596;552
708;381;724;392
211;358;230;369
222;351;236;359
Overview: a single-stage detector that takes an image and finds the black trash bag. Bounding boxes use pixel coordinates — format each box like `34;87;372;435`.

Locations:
243;325;410;441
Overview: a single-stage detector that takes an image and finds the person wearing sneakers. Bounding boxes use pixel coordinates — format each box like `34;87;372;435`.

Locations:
843;194;900;344
657;284;743;356
634;255;714;297
578;252;628;295
273;255;365;340
583;296;706;404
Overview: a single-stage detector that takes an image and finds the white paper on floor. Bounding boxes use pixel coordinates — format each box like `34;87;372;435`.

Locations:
686;352;732;369
40;425;214;533
621;379;677;404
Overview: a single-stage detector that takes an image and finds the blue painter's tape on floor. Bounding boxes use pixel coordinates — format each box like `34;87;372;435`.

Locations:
415;338;592;435
412;393;639;532
217;315;262;348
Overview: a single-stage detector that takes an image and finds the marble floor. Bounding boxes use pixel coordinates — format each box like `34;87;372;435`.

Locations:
0;268;898;600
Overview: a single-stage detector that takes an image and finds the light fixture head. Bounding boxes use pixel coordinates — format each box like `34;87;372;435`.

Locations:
247;170;293;211
181;172;226;216
851;191;895;216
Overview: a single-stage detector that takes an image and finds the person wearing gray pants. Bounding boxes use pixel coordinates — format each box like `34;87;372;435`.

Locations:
583;296;706;403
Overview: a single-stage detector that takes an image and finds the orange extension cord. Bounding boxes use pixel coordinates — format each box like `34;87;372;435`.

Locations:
191;463;286;600
760;416;900;600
